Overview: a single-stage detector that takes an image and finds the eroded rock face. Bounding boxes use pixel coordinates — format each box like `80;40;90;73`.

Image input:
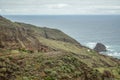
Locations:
94;43;107;52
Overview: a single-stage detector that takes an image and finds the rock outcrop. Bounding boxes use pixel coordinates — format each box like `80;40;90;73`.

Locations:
94;43;107;52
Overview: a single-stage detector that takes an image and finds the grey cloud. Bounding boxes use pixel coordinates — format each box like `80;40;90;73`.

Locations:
0;0;120;15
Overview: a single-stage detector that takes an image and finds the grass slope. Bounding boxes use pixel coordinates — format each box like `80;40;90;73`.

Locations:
0;15;120;80
0;50;119;80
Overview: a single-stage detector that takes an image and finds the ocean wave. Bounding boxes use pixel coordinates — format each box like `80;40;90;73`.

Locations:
100;51;120;59
107;52;120;57
85;42;115;52
106;45;115;52
84;42;97;49
84;42;120;59
101;46;120;58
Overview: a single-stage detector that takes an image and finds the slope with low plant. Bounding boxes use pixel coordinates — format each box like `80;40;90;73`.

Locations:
0;15;120;80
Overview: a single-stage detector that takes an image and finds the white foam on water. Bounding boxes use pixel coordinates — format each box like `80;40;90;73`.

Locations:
106;45;115;52
107;52;120;56
101;45;120;59
84;42;120;59
84;42;97;49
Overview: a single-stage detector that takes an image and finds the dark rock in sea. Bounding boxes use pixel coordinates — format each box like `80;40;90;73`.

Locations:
94;43;107;52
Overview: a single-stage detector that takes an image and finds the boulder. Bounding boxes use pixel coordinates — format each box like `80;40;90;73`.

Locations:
94;43;107;52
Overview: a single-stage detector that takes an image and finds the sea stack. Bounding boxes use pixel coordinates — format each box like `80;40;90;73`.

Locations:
94;43;107;52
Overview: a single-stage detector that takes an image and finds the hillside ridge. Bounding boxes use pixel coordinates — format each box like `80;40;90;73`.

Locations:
0;16;120;80
0;16;80;52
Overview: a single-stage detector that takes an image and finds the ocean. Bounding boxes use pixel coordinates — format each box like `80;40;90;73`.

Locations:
3;15;120;59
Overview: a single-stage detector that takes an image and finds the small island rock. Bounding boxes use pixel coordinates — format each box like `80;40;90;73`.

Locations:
94;43;107;52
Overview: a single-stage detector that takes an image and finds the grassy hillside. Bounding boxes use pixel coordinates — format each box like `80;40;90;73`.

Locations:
0;15;120;80
15;22;80;45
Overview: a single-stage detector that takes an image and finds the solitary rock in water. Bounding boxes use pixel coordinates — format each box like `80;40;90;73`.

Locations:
94;43;107;52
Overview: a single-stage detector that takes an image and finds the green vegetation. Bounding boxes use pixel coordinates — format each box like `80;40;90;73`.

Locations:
0;16;120;80
0;50;119;80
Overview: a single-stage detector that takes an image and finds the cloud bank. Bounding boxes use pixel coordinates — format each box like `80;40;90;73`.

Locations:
0;0;120;15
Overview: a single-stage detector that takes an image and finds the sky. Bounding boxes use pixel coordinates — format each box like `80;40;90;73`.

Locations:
0;0;120;15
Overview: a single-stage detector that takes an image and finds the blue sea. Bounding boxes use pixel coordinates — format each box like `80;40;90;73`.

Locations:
3;15;120;59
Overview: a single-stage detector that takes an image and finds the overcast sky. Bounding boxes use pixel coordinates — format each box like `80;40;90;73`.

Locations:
0;0;120;15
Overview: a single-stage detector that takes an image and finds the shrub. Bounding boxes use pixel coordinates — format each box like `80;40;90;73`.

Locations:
44;69;53;74
22;76;33;80
11;50;19;54
22;77;29;80
44;76;56;80
116;66;120;75
0;57;20;80
74;71;82;77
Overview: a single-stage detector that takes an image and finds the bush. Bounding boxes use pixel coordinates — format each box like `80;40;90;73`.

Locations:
50;71;57;77
11;50;19;54
44;76;56;80
0;57;20;80
44;69;53;74
116;66;120;75
74;71;82;77
23;77;30;80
